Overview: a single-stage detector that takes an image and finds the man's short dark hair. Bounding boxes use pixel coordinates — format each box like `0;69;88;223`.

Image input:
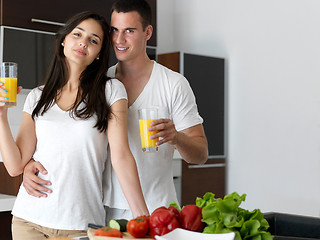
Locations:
111;0;152;30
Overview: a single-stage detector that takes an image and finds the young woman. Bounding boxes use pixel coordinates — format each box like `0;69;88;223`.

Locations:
0;11;148;239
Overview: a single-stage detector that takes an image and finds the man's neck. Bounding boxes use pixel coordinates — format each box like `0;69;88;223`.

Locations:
116;56;153;81
115;56;154;106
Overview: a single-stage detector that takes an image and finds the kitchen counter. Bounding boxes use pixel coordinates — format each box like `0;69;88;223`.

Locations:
0;194;16;212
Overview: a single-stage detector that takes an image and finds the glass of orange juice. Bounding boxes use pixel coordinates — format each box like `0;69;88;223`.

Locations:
138;108;159;152
0;62;18;107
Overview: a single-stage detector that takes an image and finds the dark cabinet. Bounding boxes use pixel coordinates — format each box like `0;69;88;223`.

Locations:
1;0;156;46
181;159;225;205
1;0;109;33
158;52;226;205
0;163;20;240
0;163;22;196
0;211;12;240
2;27;55;89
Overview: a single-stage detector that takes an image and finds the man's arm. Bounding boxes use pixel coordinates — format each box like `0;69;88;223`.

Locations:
174;124;208;164
150;119;208;164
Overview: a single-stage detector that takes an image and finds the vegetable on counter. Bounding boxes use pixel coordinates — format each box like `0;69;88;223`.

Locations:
149;206;180;238
108;219;128;232
94;226;123;238
196;192;273;240
127;216;150;238
179;204;205;232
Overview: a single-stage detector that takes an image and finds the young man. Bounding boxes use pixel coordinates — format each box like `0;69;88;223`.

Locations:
22;0;208;220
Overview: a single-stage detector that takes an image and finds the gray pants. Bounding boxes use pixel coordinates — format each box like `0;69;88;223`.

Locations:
104;206;134;225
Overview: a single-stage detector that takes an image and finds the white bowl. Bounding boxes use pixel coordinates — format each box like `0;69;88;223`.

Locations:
155;228;235;240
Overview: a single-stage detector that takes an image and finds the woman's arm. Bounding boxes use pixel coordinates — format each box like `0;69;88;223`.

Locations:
0;111;36;176
107;99;149;217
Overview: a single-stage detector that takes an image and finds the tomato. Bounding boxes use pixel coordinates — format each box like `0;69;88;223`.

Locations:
127;216;149;238
137;215;150;225
94;226;123;238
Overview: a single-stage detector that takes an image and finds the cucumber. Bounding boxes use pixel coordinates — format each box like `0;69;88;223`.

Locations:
108;219;128;232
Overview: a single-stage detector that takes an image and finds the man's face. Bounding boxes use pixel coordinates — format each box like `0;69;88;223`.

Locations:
110;11;152;62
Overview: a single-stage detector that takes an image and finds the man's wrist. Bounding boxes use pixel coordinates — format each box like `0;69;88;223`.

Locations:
23;157;35;172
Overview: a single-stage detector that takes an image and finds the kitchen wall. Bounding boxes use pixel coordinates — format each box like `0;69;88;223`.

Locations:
157;0;320;217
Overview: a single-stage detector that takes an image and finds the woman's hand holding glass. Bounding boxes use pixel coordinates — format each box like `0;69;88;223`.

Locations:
0;84;22;115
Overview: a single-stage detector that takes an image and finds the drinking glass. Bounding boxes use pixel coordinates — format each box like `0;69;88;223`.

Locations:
0;62;18;107
138;108;159;152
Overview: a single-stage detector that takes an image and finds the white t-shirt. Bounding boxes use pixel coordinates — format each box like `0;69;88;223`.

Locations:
103;61;203;214
12;79;127;230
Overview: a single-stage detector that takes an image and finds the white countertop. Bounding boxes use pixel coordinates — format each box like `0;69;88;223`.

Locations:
0;194;16;212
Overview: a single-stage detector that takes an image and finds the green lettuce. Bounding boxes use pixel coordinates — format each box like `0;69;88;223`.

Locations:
196;192;273;240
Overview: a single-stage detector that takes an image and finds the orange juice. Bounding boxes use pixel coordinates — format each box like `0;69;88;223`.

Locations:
139;119;159;152
0;77;17;107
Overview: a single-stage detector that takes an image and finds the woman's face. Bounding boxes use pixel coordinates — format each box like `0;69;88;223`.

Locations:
62;18;104;70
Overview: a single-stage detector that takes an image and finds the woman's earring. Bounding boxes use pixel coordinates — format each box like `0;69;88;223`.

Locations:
96;57;100;60
61;42;64;47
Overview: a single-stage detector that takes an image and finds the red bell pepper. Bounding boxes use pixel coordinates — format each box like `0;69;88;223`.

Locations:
149;206;180;238
179;204;205;232
168;206;179;218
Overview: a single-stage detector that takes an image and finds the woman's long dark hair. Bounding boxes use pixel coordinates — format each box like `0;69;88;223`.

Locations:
32;11;111;133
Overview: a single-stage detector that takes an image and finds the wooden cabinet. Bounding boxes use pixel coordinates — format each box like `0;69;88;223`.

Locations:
181;159;225;205
0;163;22;196
0;0;157;46
0;162;20;240
1;0;109;32
0;211;12;240
158;52;226;205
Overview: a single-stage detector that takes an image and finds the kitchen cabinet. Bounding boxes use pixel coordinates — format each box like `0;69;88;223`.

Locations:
181;158;225;204
0;0;156;45
1;27;55;89
157;52;226;205
0;211;12;240
0;0;110;33
0;163;21;196
0;194;16;240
